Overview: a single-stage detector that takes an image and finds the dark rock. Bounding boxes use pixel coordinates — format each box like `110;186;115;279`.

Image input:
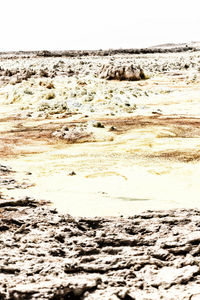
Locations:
92;121;105;128
0;164;13;174
68;171;76;176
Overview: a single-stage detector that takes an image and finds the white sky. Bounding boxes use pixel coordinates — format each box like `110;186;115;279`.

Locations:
0;0;199;51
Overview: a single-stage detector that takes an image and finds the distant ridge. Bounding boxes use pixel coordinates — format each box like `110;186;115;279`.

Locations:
151;41;200;48
0;43;200;59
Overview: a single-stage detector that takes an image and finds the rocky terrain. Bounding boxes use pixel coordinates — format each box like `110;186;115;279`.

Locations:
1;45;200;298
1;165;200;299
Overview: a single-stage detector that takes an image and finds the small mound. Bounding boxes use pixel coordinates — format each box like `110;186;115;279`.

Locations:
52;124;94;143
51;122;114;143
98;64;146;81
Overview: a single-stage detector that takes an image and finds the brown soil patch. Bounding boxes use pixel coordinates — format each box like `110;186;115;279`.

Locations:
1;115;200;159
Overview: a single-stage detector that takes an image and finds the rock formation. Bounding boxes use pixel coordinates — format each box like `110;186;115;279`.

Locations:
98;64;146;81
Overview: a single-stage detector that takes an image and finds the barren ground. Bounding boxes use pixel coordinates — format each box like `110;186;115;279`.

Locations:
1;54;200;215
1;48;200;299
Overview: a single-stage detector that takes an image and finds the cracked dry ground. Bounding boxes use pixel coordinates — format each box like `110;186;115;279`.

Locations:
1;198;200;299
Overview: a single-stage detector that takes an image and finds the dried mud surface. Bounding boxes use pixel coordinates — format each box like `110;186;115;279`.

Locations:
0;166;200;300
1;191;200;299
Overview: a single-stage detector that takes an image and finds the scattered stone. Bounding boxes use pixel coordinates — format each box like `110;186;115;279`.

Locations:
92;121;105;128
68;171;76;176
0;164;13;174
109;126;117;131
46;82;54;89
